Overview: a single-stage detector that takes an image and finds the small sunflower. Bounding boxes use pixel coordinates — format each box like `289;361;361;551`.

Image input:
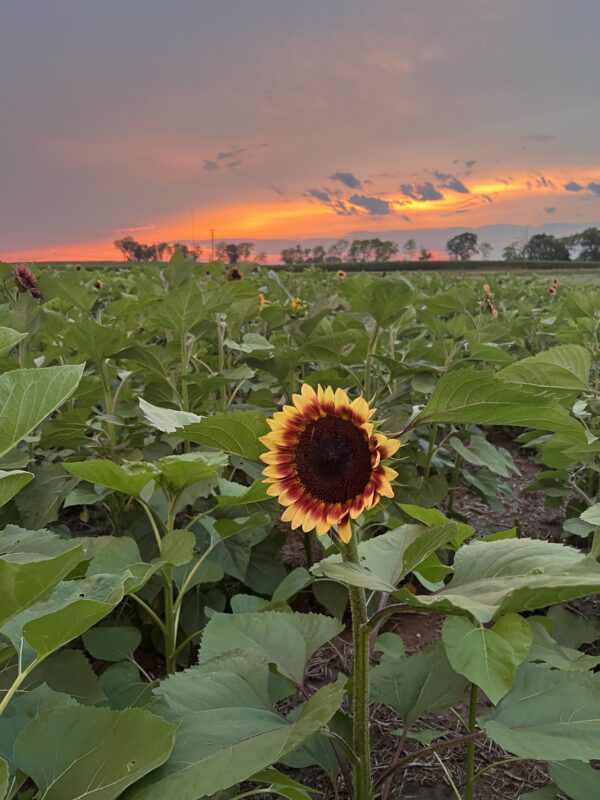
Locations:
337;269;347;280
13;266;43;300
290;296;303;312
260;384;400;542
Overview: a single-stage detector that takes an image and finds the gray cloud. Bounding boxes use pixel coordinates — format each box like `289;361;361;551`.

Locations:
587;182;600;196
564;181;583;192
348;194;391;214
202;160;219;172
329;171;362;189
306;188;332;203
400;182;444;201
544;206;557;214
434;171;469;193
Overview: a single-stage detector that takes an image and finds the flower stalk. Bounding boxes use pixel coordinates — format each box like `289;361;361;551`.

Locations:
341;534;373;800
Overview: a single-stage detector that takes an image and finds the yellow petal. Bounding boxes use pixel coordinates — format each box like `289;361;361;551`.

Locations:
381;465;398;481
376;435;401;459
351;396;370;423
338;517;352;543
334;387;350;412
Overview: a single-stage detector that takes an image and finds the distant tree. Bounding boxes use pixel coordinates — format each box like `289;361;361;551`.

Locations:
479;242;493;260
522;234;570;261
446;232;479;261
402;238;417;260
113;236;169;262
281;245;312;265
418;247;433;261
570;227;600;261
215;241;256;264
502;241;523;261
348;238;399;263
171;243;204;262
325;239;349;263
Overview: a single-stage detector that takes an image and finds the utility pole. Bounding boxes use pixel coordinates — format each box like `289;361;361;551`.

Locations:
210;228;215;261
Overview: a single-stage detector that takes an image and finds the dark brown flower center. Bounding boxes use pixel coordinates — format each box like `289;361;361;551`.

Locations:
294;415;372;503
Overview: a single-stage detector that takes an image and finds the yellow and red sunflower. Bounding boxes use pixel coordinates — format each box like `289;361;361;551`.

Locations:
260;384;400;542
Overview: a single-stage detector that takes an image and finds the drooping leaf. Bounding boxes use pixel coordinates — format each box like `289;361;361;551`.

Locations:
123;652;344;800
138;398;202;434
0;529;83;626
180;411;269;460
418;367;582;434
497;344;591;399
312;522;458;592
199;611;343;685
548;760;600;800
0;470;33;509
442;613;532;703
0;365;84;458
396;538;600;623
63;459;157;499
370;641;469;725
483;663;600;760
83;626;142;663
13;706;176;800
0;327;26;358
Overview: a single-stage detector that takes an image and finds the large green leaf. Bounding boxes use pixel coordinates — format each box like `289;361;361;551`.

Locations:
13;706;176;800
138;398;202;433
418;367;581;434
1;573;127;669
526;620;600;672
396;538;600;623
0;470;33;509
199;611;343;685
0;365;84;458
483;664;600;760
0;528;83;626
67;319;127;362
442;613;532;704
548;761;600;800
370;641;469;725
181;411;270;460
0;327;26;359
311;522;458;592
123;652;344;800
156;453;222;492
497;344;591;399
82;626;142;663
0;757;7;800
63;460;157;499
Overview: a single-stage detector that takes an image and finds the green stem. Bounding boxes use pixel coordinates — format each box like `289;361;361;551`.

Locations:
163;567;177;674
465;683;478;800
341;535;372;800
216;314;227;412
363;322;380;398
99;359;116;452
129;593;166;634
0;661;38;717
423;423;438;480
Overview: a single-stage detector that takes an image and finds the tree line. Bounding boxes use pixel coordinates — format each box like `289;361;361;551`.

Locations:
114;226;600;265
446;228;600;262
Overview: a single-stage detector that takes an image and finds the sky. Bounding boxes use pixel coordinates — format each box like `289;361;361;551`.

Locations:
2;0;600;262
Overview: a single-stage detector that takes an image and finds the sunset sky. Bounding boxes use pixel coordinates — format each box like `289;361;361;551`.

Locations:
2;0;600;261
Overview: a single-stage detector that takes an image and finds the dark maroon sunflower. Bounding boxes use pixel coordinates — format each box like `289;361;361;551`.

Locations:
13;266;43;300
228;267;242;281
261;384;400;542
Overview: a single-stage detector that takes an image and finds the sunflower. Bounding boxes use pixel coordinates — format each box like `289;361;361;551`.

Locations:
337;269;347;280
260;384;400;542
13;266;43;300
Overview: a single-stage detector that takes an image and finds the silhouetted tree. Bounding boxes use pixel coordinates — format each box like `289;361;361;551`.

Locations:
522;234;570;261
569;227;600;261
402;238;417;260
113;236;170;262
502;241;523;260
479;242;493;260
215;241;256;264
418;247;433;261
446;232;479;261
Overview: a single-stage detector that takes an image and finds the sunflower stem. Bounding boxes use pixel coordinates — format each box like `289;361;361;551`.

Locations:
364;322;380;398
465;683;478;800
303;532;314;568
341;535;373;800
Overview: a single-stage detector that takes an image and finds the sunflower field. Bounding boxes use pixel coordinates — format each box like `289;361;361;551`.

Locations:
2;256;600;800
